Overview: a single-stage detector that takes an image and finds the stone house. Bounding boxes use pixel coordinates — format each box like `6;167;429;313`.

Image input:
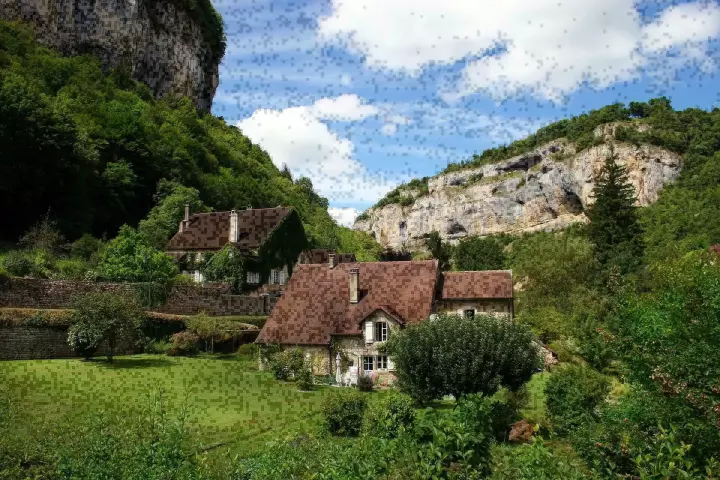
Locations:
255;259;513;384
166;205;308;294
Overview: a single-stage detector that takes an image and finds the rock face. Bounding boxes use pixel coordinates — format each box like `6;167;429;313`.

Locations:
354;127;682;250
0;0;220;111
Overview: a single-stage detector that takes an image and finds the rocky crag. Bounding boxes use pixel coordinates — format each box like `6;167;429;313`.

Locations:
0;0;222;111
354;123;682;250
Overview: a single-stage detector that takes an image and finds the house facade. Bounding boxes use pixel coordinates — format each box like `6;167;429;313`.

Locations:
166;206;308;294
255;259;513;384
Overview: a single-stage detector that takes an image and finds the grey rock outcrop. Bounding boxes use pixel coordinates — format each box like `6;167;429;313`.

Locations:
0;0;220;111
354;128;682;250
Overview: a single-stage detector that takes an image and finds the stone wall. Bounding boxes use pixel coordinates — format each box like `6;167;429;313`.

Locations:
0;278;278;316
435;299;513;319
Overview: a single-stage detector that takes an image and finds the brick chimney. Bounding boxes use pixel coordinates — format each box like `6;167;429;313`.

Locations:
179;204;191;233
349;268;359;304
329;253;336;269
229;209;239;243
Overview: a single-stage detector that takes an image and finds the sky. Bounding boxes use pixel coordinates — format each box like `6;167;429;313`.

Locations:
210;0;720;227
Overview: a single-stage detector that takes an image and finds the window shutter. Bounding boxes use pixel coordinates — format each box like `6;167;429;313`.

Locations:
364;320;374;343
387;356;395;370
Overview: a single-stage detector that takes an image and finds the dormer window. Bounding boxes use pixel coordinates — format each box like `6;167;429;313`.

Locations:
399;221;407;241
374;321;388;342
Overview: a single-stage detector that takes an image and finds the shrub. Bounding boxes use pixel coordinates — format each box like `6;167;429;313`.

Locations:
52;258;89;280
387;313;541;404
295;366;314;391
490;439;593;480
70;234;104;262
67;323;101;359
269;348;306;381
97;225;178;283
490;399;521;442
167;331;200;356
69;292;143;361
2;250;34;277
321;390;368;436
142;339;172;355
362;393;416;439
545;365;610;435
356;374;374;392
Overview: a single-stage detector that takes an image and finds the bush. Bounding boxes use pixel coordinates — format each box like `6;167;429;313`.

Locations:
142;339;172;354
97;225;178;283
2;250;34;277
490;439;593;480
387;313;541;404
295;367;314;391
70;234;104;262
167;331;200;356
67;323;101;359
490;400;521;442
356;374;374;392
362;392;416;439
321;390;368;436
52;258;90;280
269;348;306;381
545;365;610;435
69;292;143;361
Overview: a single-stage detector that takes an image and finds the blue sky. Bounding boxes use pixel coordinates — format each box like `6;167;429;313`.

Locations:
210;0;720;226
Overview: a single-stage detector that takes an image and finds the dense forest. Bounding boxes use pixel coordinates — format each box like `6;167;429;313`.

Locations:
0;19;377;259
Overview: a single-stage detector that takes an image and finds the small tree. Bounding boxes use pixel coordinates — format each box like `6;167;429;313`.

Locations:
68;292;143;361
425;230;452;271
199;244;245;293
386;313;541;404
587;149;643;275
453;235;506;271
97;225;178;283
19;210;65;253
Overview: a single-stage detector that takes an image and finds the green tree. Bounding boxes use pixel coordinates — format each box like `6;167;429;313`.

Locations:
386;313;541;404
453;235;506;271
68;292;143;361
97;225;178;283
199;244;245;293
586;149;644;276
425;230;452;271
545;365;610;435
138;181;209;249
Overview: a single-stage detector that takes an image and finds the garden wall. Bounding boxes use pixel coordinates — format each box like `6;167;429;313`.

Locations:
0;278;279;316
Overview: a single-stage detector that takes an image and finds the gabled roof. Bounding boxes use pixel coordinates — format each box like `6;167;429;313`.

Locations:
256;260;439;345
298;249;356;265
440;271;513;299
166;208;291;252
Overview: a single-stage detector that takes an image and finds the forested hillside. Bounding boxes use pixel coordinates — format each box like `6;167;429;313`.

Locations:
0;20;373;256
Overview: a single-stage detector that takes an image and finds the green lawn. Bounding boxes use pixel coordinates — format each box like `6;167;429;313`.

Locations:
0;353;356;457
521;372;550;424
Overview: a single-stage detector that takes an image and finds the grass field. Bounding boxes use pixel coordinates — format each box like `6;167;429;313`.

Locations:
0;352;362;458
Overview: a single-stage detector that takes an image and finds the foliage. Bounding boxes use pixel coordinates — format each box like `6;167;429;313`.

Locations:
295;366;314;391
138;180;209;249
1;249;34;277
387;313;541;404
379;247;413;262
490;439;594;480
167;331;200;356
184;312;255;353
356;373;374;392
321;389;368;437
336;227;382;262
18;211;65;253
425;230;452;271
68;291;144;361
586;149;644;276
268;347;306;381
362;392;416;439
69;233;104;262
545;365;611;435
453;235;506;271
97;225;178;283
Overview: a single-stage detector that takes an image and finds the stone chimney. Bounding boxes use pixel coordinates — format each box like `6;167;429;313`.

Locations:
329;253;336;269
229;209;238;243
179;204;191;233
349;268;359;304
184;204;190;222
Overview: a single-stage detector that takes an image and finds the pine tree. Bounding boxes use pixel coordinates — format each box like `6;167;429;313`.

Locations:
586;148;644;275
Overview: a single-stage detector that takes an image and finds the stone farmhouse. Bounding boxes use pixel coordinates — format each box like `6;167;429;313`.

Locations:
165;206;355;295
256;258;513;384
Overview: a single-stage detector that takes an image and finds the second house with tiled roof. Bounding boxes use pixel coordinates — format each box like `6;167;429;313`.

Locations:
256;258;513;384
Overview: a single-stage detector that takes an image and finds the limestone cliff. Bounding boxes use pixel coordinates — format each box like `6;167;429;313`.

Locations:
354;124;682;250
0;0;222;111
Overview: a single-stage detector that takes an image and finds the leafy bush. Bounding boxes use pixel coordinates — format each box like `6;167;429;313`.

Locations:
362;393;416;439
2;250;35;277
70;234;104;263
489;399;521;442
167;331;200;356
69;292;143;361
142;339;172;355
52;258;90;280
295;366;314;391
490;439;593;480
356;374;374;392
199;244;246;293
321;390;368;436
387;313;541;404
97;225;178;283
453;235;507;271
545;365;610;435
268;347;306;381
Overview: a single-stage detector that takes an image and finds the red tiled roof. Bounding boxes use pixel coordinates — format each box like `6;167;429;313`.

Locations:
257;260;439;345
298;249;356;264
440;271;513;299
166;208;291;252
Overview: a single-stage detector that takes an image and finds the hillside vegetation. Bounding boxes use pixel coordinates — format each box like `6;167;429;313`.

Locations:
0;20;374;257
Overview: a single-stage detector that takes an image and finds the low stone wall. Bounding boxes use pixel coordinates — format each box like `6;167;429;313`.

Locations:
0;278;278;316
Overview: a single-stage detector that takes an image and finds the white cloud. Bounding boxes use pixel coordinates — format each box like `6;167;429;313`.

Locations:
328;207;359;227
318;0;720;101
236;96;403;204
380;123;398;136
340;74;352;86
310;94;379;121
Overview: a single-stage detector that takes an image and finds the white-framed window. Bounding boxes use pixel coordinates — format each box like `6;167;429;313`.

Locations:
374;321;388;342
193;270;205;283
376;355;388;370
270;269;279;284
464;309;475;320
246;271;260;284
363;356;374;372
